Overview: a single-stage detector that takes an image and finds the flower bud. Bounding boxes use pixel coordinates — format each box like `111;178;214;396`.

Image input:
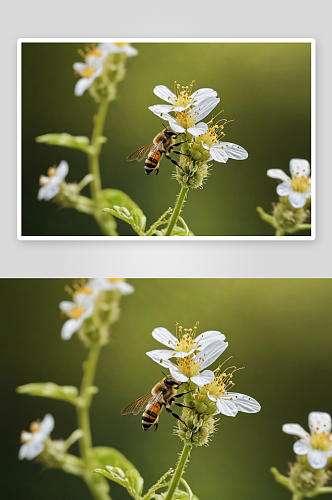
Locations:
289;456;331;498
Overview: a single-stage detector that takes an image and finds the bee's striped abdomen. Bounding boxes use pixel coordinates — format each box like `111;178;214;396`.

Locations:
142;401;162;431
145;150;162;176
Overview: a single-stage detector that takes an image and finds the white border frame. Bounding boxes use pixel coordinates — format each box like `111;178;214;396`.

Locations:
17;38;316;241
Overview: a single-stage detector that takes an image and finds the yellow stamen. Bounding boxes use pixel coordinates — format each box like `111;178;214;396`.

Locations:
310;432;332;452
291;176;310;193
64;305;86;320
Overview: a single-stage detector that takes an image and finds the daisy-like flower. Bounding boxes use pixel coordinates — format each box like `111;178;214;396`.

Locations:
283;412;332;469
59;282;97;340
98;42;138;57
146;323;228;387
205;366;261;417
267;159;311;209
149;81;220;137
88;278;134;295
199;120;248;163
37;161;69;201
73;56;104;97
18;414;54;460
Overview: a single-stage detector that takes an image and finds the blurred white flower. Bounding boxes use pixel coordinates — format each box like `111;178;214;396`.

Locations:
149;82;220;137
283;412;332;469
267;159;311;209
37;161;68;201
98;42;138;57
59;282;97;340
205;367;260;417
19;414;54;460
88;278;134;295
146;323;228;387
73;56;104;96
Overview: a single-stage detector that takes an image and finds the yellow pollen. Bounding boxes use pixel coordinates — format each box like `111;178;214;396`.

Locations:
310;432;332;452
291;176;310;193
108;278;124;283
64;305;86;320
78;66;97;79
85;48;102;59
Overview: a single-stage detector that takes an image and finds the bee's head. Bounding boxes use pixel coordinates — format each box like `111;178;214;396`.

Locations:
163;125;178;137
162;373;181;387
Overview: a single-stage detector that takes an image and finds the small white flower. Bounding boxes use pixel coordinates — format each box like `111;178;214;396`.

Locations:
146;323;228;387
199;121;248;163
283;412;332;469
98;42;138;57
88;278;134;295
37;161;69;201
149;82;220;137
19;414;54;460
59;283;97;340
205;365;260;417
267;159;311;209
73;56;104;96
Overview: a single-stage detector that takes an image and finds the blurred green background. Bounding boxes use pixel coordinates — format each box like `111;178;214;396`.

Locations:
21;42;311;236
1;278;331;500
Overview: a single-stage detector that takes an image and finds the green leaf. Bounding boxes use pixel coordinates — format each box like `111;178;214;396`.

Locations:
89;447;135;473
103;207;146;236
16;382;82;406
131;208;147;232
93;466;143;500
98;189;139;213
36;133;93;153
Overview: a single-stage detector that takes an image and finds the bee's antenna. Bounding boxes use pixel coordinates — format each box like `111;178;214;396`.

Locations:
162;371;168;378
162;123;168;129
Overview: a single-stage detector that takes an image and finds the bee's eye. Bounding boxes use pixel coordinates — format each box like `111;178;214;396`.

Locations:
166;379;178;386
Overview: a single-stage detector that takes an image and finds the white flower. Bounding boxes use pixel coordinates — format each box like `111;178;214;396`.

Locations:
199;121;248;163
146;324;228;387
98;42;138;57
88;278;134;295
59;283;97;340
19;414;54;460
283;412;332;469
37;161;69;201
205;367;260;417
73;56;104;96
149;82;220;137
267;159;311;209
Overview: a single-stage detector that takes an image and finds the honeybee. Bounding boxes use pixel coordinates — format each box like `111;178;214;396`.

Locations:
126;127;189;176
121;374;194;432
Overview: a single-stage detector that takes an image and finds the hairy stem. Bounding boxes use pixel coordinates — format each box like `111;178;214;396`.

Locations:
164;444;192;500
165;186;189;236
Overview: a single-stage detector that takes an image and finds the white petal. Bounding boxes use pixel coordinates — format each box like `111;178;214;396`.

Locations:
307;449;328;469
215;142;248;160
216;398;238;417
289;159;310;178
288;191;306;209
146;351;174;369
21;431;32;442
59;301;74;312
191;88;218;102
210;145;228;163
168;119;185;133
191;370;214;386
148;104;177;118
221;392;261;413
282;423;310;439
40;414;55;435
152;327;178;349
169;365;188;383
56;160;69;180
190;97;220;122
75;78;91;97
267;169;290;182
124;45;138;57
187;122;208;137
38;184;60;201
61;318;83;340
207;391;217;402
73;62;87;72
145;349;176;361
153;85;176;104
293;438;311;455
308;412;332;434
276;181;292;197
195;330;226;348
172;349;197;358
194;341;228;369
118;281;134;295
19;441;45;460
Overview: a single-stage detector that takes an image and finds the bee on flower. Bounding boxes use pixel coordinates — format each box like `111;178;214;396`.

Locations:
146;323;228;386
37;161;69;201
19;414;54;460
267;158;311;209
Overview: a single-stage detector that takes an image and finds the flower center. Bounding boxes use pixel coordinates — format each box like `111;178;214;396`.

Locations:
176;355;201;377
206;366;237;398
310;432;332;452
73;284;93;298
291;176;310;193
175;333;197;353
79;66;97;79
175;109;196;129
172;80;195;107
65;305;86;320
201;125;220;147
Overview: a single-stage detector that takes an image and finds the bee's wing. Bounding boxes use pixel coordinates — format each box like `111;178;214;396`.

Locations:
121;392;154;415
126;142;155;162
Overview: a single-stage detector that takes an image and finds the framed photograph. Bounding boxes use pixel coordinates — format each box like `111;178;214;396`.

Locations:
18;39;315;240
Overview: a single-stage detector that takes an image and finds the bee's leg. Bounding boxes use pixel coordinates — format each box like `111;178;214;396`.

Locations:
172;151;191;157
164;154;185;173
172;390;194;399
173;402;195;410
155;167;159;176
165;407;188;428
154;422;159;432
173;140;188;147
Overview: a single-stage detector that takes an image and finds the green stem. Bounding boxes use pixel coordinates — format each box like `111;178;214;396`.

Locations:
165;187;189;236
275;229;285;236
88;99;110;200
292;494;303;500
298;223;311;230
77;343;103;500
164;444;192;500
